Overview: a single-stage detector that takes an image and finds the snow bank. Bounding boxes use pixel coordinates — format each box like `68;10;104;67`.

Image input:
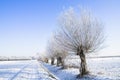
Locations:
43;57;120;80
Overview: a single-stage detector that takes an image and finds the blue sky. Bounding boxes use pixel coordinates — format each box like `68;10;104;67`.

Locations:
0;0;120;56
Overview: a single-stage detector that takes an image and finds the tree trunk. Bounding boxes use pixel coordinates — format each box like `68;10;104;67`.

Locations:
61;58;64;66
57;57;59;66
78;49;88;77
51;58;54;65
57;57;62;66
45;58;48;63
61;58;66;69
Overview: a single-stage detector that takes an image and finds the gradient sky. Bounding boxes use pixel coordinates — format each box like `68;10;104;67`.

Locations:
0;0;120;56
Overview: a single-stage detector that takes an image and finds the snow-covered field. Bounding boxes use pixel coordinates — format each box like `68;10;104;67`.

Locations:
0;60;58;80
44;57;120;80
0;58;119;80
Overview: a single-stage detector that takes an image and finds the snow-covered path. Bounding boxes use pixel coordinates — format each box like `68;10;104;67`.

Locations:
0;60;58;80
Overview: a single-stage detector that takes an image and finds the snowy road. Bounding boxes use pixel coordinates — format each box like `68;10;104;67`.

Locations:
0;60;58;80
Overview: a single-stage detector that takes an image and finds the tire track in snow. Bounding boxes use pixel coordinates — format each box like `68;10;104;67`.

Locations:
0;60;59;80
9;61;31;80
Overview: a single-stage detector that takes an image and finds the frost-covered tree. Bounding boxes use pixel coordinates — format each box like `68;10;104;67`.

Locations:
46;40;55;65
39;52;49;63
55;7;105;77
46;36;68;66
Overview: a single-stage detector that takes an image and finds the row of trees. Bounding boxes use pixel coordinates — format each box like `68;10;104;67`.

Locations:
42;7;105;77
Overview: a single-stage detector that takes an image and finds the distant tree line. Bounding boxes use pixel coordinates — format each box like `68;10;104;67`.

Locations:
0;56;33;61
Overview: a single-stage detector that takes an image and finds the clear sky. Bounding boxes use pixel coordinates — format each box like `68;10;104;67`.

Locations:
0;0;120;56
